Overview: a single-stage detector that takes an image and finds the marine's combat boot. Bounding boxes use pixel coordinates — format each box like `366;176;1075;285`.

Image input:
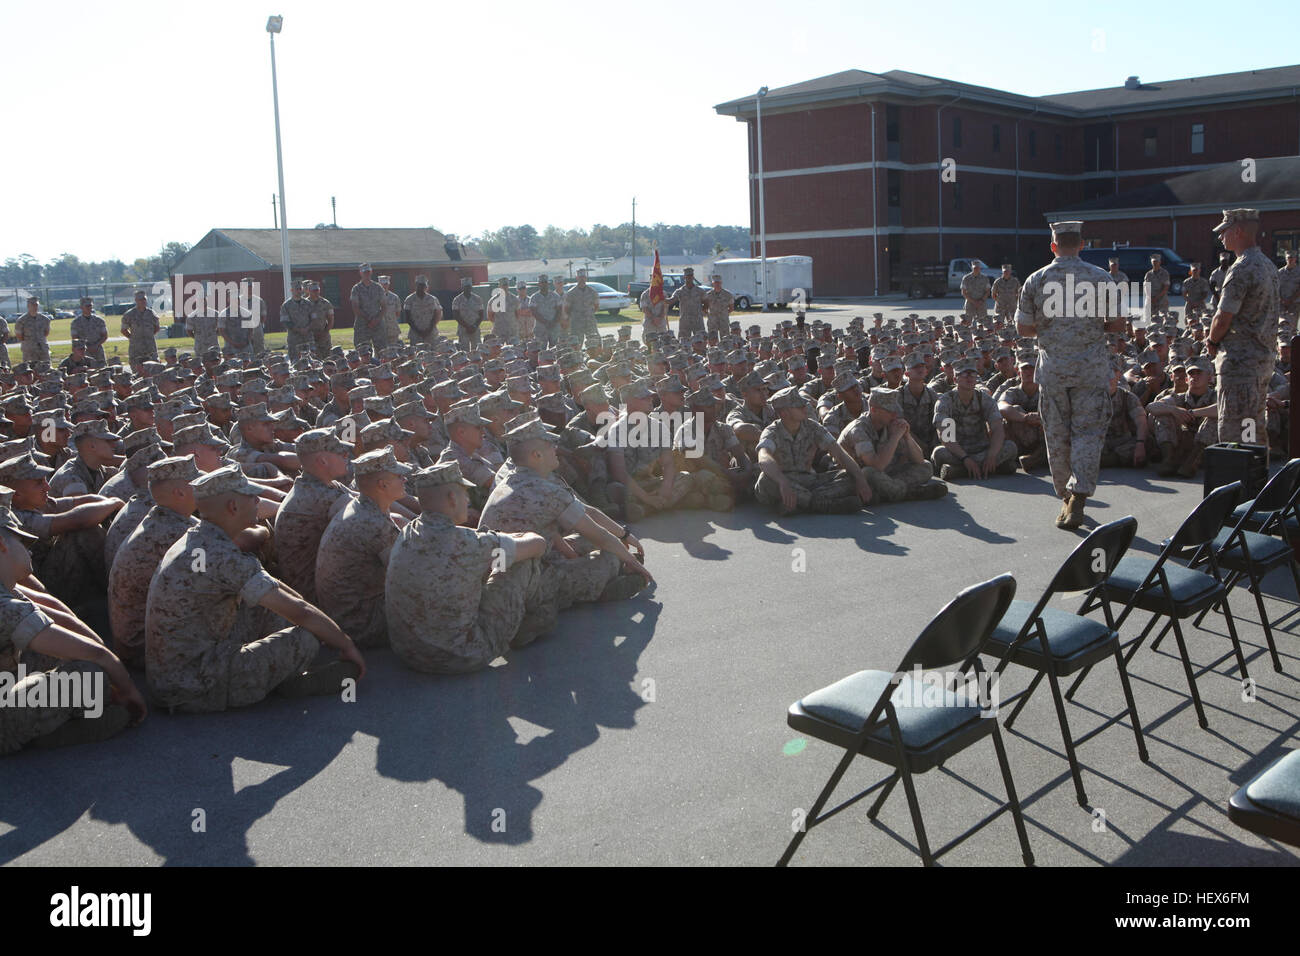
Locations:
1061;493;1087;530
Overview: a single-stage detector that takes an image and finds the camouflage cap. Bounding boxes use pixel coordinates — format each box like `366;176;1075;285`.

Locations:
191;463;263;500
954;359;979;375
445;401;491;427
831;371;861;393
479;390;525;417
353;446;415;478
361;419;413;445
393;400;434;421
504;418;561;445
687;389;720;410
578;383;609;406
1212;208;1259;234
295;427;353;456
1016;350;1038;368
171;424;229;448
408;461;476;491
618;380;654;403
125;442;167;473
1187;357;1214;374
868;386;903;415
880;355;904;373
71;419;122;443
147;454;201;484
769;386;809;411
234;402;275;423
0;453;53;483
654;375;686;394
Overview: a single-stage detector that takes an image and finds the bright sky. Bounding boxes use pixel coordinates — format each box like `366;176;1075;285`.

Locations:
3;0;1293;265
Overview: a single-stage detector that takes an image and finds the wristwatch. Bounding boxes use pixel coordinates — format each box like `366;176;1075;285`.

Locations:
618;527;632;543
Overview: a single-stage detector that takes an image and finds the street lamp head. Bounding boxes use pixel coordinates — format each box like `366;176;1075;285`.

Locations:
758;86;769;97
266;15;283;33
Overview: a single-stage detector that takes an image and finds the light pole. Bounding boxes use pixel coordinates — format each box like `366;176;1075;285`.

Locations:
267;15;292;301
755;86;769;311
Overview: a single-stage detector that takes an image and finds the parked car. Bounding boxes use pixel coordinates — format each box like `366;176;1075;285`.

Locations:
1079;246;1190;295
580;281;634;316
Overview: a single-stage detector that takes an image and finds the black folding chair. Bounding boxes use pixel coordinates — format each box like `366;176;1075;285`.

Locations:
1187;460;1300;673
778;574;1033;867
984;517;1146;808
1068;482;1247;730
1227;750;1300;849
1225;457;1300;535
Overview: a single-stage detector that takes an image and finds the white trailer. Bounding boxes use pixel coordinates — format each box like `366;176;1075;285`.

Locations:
712;256;813;310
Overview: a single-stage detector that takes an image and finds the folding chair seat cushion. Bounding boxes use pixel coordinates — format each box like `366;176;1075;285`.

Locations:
1104;555;1221;612
988;600;1115;670
1230;500;1300;534
1211;527;1295;569
1228;750;1300;848
791;669;984;761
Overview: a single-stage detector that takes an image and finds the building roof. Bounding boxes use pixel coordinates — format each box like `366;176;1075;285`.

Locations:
190;228;486;270
716;64;1300;120
1048;156;1300;220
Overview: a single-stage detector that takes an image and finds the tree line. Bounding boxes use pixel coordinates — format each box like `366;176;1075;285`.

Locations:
468;223;749;261
1;242;192;288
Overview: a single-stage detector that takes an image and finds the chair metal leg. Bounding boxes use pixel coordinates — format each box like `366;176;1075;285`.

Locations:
1169;616;1209;730
1248;572;1285;673
896;762;933;866
1218;594;1249;679
1148;619;1174;655
1194;570;1240;628
866;771;898;820
1064;663;1093;701
1004;671;1045;730
1043;663;1088;807
776;746;857;867
990;722;1034;866
1289;558;1300;601
1112;644;1149;763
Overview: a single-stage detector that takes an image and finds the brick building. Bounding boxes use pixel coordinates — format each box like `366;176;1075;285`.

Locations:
714;65;1300;296
171;228;489;330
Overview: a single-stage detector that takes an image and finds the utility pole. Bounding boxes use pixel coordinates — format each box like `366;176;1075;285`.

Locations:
272;194;278;230
631;197;636;285
331;195;337;227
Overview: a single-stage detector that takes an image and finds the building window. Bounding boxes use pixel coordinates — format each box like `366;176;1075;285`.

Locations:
1054;132;1063;160
1028;185;1038;212
992;182;1002;210
952;182;962;211
952;116;962;149
322;275;341;304
992;124;1001;152
886;105;900;162
1028;130;1037;158
1191;122;1205;154
1144;127;1157;158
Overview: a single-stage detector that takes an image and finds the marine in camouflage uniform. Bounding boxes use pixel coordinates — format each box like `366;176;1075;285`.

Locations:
1277;251;1300;333
703;278;735;337
1143;257;1171;317
563;272;602;341
70;300;110;364
667;270;707;338
120;294;162;367
753;386;869;514
996;353;1046;469
961;268;992;321
529;277;564;347
1181;266;1212;324
837;388;938;503
991;267;1020;322
1101;361;1150;468
1015;220;1118;526
272;429;354;605
349;269;385;351
107;456;199;664
15;302;52;365
280;283;315;359
639;288;669;342
604;380;695;521
403;280;443;349
488;279;520;343
386;463;552;674
452;280;486;349
1208;210;1281;455
930;366;1018;477
186;307;222;357
1208;254;1232;307
315;449;409;649
1148;362;1218;476
306;286;335;357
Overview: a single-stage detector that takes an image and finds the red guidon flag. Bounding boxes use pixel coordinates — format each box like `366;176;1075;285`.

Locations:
649;249;665;307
